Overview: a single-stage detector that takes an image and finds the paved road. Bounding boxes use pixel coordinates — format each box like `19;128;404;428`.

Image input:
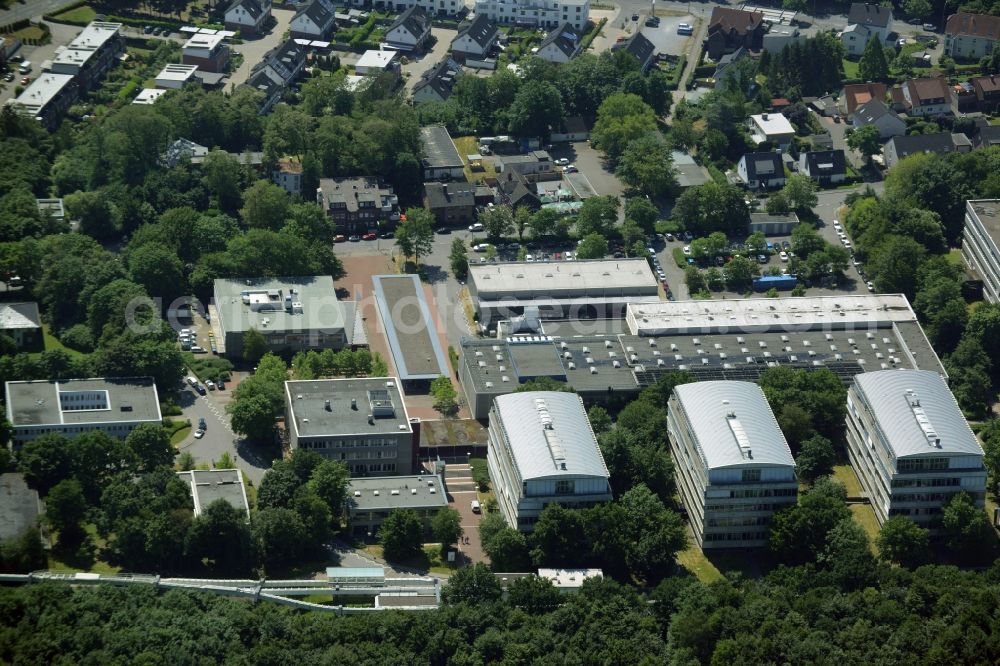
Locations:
403;27;457;94
230;6;295;87
0;0;64;27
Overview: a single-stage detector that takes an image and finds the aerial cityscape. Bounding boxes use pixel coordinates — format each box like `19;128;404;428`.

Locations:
3;0;1000;661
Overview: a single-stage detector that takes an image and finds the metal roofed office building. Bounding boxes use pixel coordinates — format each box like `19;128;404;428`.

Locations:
371;274;450;390
667;381;797;548
845;369;986;531
284;377;418;475
468;258;661;329
177;469;251;519
213;276;366;358
346;474;448;538
487;391;612;531
5;377;162;447
961;199;1000;304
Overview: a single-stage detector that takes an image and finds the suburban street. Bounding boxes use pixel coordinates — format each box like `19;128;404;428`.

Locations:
229;6;295;87
0;0;65;26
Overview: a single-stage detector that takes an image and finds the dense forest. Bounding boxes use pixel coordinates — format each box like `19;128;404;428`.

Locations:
4;557;1000;665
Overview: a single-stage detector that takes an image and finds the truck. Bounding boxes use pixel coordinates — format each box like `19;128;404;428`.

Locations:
753;275;797;292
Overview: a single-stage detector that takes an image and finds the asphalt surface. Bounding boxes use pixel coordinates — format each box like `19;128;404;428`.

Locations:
0;0;65;27
230;6;295;87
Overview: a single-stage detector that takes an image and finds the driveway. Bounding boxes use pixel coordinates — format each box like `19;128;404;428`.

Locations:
0;21;79;106
230;6;295;86
548;141;625;198
403;27;457;94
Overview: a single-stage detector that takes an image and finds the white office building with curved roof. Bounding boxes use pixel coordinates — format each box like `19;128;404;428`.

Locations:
667;381;798;548
846;369;986;531
487;391;612;531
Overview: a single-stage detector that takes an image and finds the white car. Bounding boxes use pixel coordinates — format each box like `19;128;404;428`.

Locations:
779;251;789;262
525;254;534;262
206;380;216;390
554;158;569;166
469;222;484;232
193;429;205;439
832;219;841;229
682;245;692;255
563;164;578;173
867;281;875;292
564;251;574;260
843;239;852;248
472;243;490;252
677;22;693;34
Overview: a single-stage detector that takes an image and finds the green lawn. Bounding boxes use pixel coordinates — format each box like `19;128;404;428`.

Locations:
41;323;85;358
54;5;97;23
169;425;191;445
849;504;881;551
676;545;724;583
832;464;864;497
842;58;859;79
947;248;964;266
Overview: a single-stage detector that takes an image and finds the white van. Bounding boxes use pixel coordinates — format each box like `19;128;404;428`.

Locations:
471;500;481;514
18;62;31;74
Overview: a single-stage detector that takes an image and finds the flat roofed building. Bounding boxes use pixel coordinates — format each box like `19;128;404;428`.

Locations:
961;199;1000;304
5;377;161;447
748;113;795;147
667;381;797;548
9;73;77;130
284;377;417;475
155;63;199;89
177;469;250;519
133;88;166;105
182;33;230;72
468;258;660;327
488;391;612;531
371;274;450;389
0;302;42;352
421;125;465;180
346;474;447;537
356;49;399;75
213;276;365;358
537;568;603;591
50;21;124;89
846;369;986;531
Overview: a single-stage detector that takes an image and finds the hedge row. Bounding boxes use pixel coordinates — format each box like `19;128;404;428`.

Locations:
581;17;607;51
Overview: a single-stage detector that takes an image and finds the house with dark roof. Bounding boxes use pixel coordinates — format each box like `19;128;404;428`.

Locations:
452;14;499;61
0;303;42;352
704;7;764;60
245;68;284;113
421;125;465;180
841;3;893;56
550;115;588;142
317;177;400;232
884;132;972;167
225;0;271;37
424;182;477;225
412;59;463;104
535;22;582;63
840;82;887;120
901;77;952;116
972;124;1000;148
971;74;1000;112
945;12;1000;60
851;98;906;138
798;150;847;185
736;152;785;190
612;32;656;72
497;171;541;210
291;0;336;39
386;6;431;51
243;38;307;113
713;46;748;90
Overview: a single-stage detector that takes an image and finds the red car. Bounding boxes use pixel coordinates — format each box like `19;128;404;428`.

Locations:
20;76;31;85
334;234;346;243
362;232;377;240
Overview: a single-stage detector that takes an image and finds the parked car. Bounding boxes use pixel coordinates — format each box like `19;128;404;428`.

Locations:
677;23;693;35
472;243;490;252
194;429;204;439
779;251;789;262
361;232;377;240
665;233;675;241
19;76;30;85
187;377;198;386
334;234;346;242
922;23;937;31
3;73;14;82
198;418;207;430
348;235;361;241
757;254;768;264
645;16;659;27
143;25;154;33
563;164;578;173
631;13;639;20
867;280;875;292
206;380;216;390
469;222;484;232
554;158;569;166
434;227;451;234
195;384;206;395
682;245;692;255
191;345;207;354
380;231;394;239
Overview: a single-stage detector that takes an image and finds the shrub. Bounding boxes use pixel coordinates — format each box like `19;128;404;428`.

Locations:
59;324;94;352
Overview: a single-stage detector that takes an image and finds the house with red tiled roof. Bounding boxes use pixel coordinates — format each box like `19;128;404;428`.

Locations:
900;77;952;116
704;7;764;60
840;82;887;120
944;12;1000;60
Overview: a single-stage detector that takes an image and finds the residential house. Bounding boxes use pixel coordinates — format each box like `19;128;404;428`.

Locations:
713;46;748;90
355;49;400;76
672;151;712;189
840;82;887;120
424;181;477;225
497;151;554;175
884;132;972;167
763;26;804;53
841;2;893;57
612;32;656;72
737;152;786;189
10;74;78;131
411;59;462;104
473;0;590;31
244;38;307;113
386;6;432;52
550;116;588;142
798;150;847;185
851;98;906;138
317;177;399;232
155;63;198;90
747;113;795;148
290;0;337;40
972;124;1000;148
273;157;303;194
971;74;1000;112
497;171;541;210
535;22;582;64
901;77;952;116
0;303;42;352
49;21;125;91
944;12;1000;60
704;7;764;60
225;0;271;37
451;14;499;62
952;81;979;113
246;68;284;113
182;33;230;73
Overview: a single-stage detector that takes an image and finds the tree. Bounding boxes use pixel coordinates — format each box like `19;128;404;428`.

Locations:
780;175;818;213
723;256;759;291
796;434;836;483
618;484;688;584
240;180;289;231
253;507;309;570
478;204;515;240
242;328;267;364
124;423;174;473
858;35;890;82
307;460;350;520
529;207;566;239
257;465;302;510
576;233;609;259
228;393;278;442
126;244;186;305
789;223;826;258
869;235;927;299
769;482;851;564
846;125;882;164
765;191;791;215
877;516;931;568
379;508;424;562
530;503;587;567
431;507;463;555
430;376;458;416
588;405;612;435
185;499;257;576
624;196;659;234
395;208;435;265
942;491;993;558
441;562;502;604
507;80;565;139
507;575;562;613
591;93;658;159
575;195;619;238
45;479;87;536
483;525;532;572
816;518;877;590
616;135;677;197
902;0;932;20
201;150;243;212
672;182;748;236
17;434;73;495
